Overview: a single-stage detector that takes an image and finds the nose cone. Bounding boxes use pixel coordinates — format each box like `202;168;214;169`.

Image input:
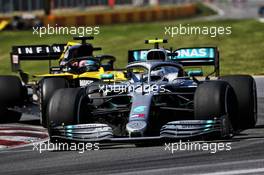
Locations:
126;121;147;137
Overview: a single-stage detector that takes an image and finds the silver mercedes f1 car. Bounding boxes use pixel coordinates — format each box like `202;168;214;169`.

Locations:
47;39;257;144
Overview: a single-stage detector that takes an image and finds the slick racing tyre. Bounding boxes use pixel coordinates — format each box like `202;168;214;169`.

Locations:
47;88;88;131
221;75;257;129
0;75;24;122
40;78;68;127
194;81;237;123
0;109;22;123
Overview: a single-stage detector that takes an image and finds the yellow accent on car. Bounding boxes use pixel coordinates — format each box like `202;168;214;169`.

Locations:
31;40;127;82
147;39;165;44
0;20;9;31
59;41;81;61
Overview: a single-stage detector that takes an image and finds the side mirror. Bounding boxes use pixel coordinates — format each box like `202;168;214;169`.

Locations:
125;71;132;79
50;66;62;73
187;70;203;77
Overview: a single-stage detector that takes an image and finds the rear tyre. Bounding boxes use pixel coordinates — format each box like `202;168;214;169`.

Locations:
0;108;22;123
221;75;257;129
0;75;23;122
40;78;68;127
47;88;88;137
194;81;237;122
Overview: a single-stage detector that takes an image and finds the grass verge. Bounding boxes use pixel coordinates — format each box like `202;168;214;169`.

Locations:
0;19;263;75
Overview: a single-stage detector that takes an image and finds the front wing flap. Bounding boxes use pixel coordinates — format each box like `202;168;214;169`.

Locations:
50;117;233;143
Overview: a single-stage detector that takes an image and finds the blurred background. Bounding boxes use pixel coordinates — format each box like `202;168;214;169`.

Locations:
0;0;202;30
0;1;198;14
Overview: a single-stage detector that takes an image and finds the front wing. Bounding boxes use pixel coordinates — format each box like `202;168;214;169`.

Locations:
50;116;233;143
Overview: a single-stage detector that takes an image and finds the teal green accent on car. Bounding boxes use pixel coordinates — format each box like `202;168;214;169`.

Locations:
66;125;73;129
187;70;203;76
133;106;146;113
174;48;215;59
100;74;114;79
206;120;214;124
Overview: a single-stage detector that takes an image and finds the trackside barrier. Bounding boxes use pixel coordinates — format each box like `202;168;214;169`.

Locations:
42;4;197;26
0;17;10;21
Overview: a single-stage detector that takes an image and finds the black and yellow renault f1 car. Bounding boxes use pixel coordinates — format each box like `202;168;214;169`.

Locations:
0;36;125;126
47;39;257;144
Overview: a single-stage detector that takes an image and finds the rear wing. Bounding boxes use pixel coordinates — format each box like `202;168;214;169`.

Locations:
128;49;149;63
172;47;219;76
10;44;66;72
128;47;219;76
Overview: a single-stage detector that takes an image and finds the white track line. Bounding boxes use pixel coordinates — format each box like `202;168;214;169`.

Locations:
111;158;264;175
0;136;44;142
0;130;47;135
0;124;45;130
0;145;8;149
203;2;225;16
196;168;264;175
1;141;48;153
0;138;49;153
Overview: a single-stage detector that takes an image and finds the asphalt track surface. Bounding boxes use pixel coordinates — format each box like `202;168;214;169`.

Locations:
203;0;261;20
0;76;262;175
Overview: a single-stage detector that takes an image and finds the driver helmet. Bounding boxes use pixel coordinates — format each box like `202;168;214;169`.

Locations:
60;44;94;66
146;49;166;61
78;59;99;71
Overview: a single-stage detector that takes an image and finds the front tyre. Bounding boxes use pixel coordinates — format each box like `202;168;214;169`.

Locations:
194;81;237;122
47;88;88;137
40;78;68;127
221;75;257;129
